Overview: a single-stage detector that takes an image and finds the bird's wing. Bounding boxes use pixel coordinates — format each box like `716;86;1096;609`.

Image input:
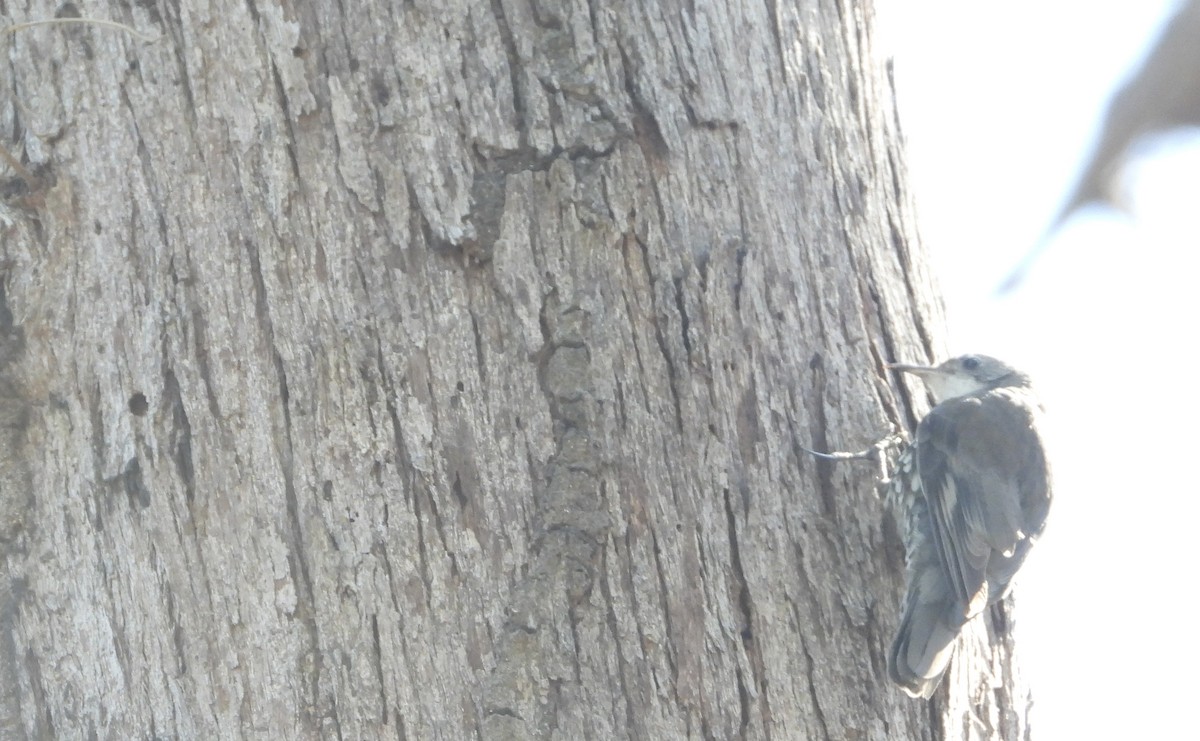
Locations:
915;389;1049;618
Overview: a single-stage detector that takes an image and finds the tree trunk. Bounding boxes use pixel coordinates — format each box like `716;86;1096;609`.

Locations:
0;1;1029;739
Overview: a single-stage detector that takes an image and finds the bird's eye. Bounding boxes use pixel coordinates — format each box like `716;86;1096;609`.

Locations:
962;356;980;371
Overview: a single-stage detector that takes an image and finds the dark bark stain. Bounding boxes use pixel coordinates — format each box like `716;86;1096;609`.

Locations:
267;62;303;183
22;648;55;738
483;293;612;735
0;284;32;543
488;0;528;139
617;43;669;164
162;369;195;505
462;168;507;264
188;310;223;423
723;487;758;736
127;392;148;416
370;614;388;724
122;457;152;509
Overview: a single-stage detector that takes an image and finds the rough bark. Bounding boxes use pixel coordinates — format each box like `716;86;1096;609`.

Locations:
0;1;1029;739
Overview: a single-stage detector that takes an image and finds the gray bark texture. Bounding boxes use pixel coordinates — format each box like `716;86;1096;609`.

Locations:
0;1;1031;739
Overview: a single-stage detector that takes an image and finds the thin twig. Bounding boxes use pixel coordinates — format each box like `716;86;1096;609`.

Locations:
2;18;158;42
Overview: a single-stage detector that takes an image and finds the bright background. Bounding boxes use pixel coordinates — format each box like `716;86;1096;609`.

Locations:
876;2;1197;737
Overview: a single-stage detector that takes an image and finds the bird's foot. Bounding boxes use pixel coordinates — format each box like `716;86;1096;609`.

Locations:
799;427;907;488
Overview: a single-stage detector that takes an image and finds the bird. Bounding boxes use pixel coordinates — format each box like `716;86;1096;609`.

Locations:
885;354;1052;698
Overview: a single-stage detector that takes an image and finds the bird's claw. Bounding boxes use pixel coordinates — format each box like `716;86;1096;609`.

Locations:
800;427;907;489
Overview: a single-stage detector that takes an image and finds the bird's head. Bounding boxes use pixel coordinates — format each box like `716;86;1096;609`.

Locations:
888;354;1026;403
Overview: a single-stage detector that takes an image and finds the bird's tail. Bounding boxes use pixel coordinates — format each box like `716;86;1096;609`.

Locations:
888;578;967;698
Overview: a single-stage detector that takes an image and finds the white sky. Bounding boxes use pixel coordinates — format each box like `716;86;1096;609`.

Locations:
877;1;1197;736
